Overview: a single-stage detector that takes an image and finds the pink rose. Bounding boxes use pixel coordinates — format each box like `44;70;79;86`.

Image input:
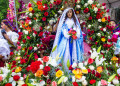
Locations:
0;76;3;82
52;81;57;86
101;80;107;85
17;46;21;50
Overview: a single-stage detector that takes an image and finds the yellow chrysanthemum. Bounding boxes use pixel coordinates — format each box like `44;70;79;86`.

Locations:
56;70;63;78
101;38;105;42
82;69;88;74
35;70;43;77
15;67;22;73
29;7;33;11
111;56;118;61
96;66;103;73
101;18;106;22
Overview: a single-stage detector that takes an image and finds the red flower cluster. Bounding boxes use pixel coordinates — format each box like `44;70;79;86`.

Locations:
88;58;94;64
44;66;51;72
44;12;48;16
20;59;26;64
89;79;96;84
22;84;28;86
73;82;78;86
30;61;42;73
13;75;20;81
5;83;12;86
84;8;89;13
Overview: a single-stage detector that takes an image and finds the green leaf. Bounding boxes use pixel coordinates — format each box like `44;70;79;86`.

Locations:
25;75;29;83
58;76;65;84
52;45;57;52
27;83;34;86
67;59;70;68
97;46;101;53
108;74;116;82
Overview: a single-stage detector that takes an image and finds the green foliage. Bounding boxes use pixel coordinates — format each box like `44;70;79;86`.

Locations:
0;0;9;23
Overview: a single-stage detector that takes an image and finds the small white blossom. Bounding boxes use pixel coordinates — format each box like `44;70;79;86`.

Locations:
76;5;81;8
49;20;54;25
98;19;101;22
101;6;104;9
34;47;37;51
58;10;62;14
94;7;98;13
88;25;91;28
40;65;44;69
82;80;88;86
63;77;68;82
72;63;77;68
97;4;100;7
112;79;119;85
97;33;101;37
33;33;36;37
29;13;33;17
103;28;106;32
29;21;32;25
89;65;95;70
77;0;80;3
84;3;88;7
78;63;83;69
47;26;50;29
88;0;93;5
98;26;102;29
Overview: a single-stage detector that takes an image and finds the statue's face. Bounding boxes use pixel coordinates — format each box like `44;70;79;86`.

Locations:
67;9;73;18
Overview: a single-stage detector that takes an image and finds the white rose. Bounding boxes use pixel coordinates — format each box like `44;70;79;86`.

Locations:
112;79;119;85
39;81;45;86
98;26;102;29
82;80;88;86
50;0;54;3
72;63;77;68
29;21;32;25
24;30;28;35
97;33;101;37
88;0;93;5
76;5;81;8
103;28;106;32
78;63;83;68
34;47;37;51
40;65;44;69
33;33;36;37
29;13;33;17
58;10;62;14
84;61;88;66
98;19;101;22
89;65;94;70
49;20;54;25
63;77;68;82
94;7;98;13
84;3;88;7
88;25;91;28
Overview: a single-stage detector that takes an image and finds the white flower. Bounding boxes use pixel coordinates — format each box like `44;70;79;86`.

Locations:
63;77;68;82
38;51;40;53
50;0;54;3
84;3;88;7
76;5;81;8
84;61;88;66
77;0;80;3
36;13;39;17
88;0;93;5
47;26;50;29
29;21;32;25
33;33;36;37
46;58;58;67
97;4;100;7
117;68;120;76
58;10;62;14
90;49;99;59
103;28;106;32
72;76;75;82
97;33;101;37
95;56;106;66
82;80;88;86
55;14;57;17
26;12;29;15
89;65;94;70
112;79;119;85
72;63;77;68
34;47;37;51
98;26;102;29
101;6;104;9
23;30;28;35
98;19;101;22
17;80;25;86
20;25;22;28
39;80;45;86
29;13;33;17
80;20;83;24
49;20;54;25
78;63;83;69
108;36;111;39
94;7;98;13
39;65;44;69
105;13;109;17
88;25;91;28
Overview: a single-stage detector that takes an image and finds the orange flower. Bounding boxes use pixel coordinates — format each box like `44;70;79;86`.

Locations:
100;11;104;18
37;1;42;5
92;4;96;9
76;11;79;14
72;68;82;79
96;66;103;73
111;56;118;61
35;70;43;77
26;26;32;33
38;5;43;11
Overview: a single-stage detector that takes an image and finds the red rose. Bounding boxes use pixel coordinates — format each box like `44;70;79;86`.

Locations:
12;60;16;65
26;66;30;72
29;46;33;50
73;82;78;86
42;17;46;21
95;72;101;78
88;69;91;73
89;37;92;41
30;61;42;73
34;31;37;34
88;58;94;64
56;0;61;5
91;30;94;34
69;65;73;70
10;52;14;55
22;84;28;86
84;8;89;13
17;42;20;45
55;68;60;72
13;75;20;81
90;79;96;84
87;29;91;33
34;53;38;59
44;12;48;16
96;12;101;19
18;35;22;40
89;16;92;20
92;70;95;75
43;56;49;62
43;70;48;76
95;42;98;45
28;3;32;7
5;83;12;86
18;32;23;35
38;32;43;37
98;8;101;12
20;59;26;64
44;66;51;72
47;79;51;84
22;39;26;43
102;3;106;6
27;36;31;40
106;9;109;12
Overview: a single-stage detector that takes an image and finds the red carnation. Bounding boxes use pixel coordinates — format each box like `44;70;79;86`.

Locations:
20;59;26;64
27;36;31;40
92;70;95;75
95;42;98;45
5;83;12;86
88;58;94;64
29;46;33;50
13;75;20;81
106;9;109;12
18;32;23;35
73;82;78;86
44;12;48;16
10;52;14;56
42;17;46;21
44;66;51;72
22;84;28;86
34;31;37;34
89;16;92;20
43;56;49;62
98;8;101;12
89;79;96;84
84;8;89;13
17;42;20;45
18;35;22;40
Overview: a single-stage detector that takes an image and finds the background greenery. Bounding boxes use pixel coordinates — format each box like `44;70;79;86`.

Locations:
0;0;9;24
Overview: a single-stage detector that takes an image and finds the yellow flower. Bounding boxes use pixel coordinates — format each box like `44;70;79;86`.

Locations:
25;23;29;26
15;67;22;73
101;38;105;42
72;69;82;79
101;18;106;22
76;11;79;14
96;66;103;73
56;70;63;78
82;69;88;74
35;70;43;77
15;57;21;60
60;8;64;11
29;7;33;11
111;56;118;61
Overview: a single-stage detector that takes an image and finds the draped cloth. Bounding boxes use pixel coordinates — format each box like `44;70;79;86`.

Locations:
50;8;84;69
